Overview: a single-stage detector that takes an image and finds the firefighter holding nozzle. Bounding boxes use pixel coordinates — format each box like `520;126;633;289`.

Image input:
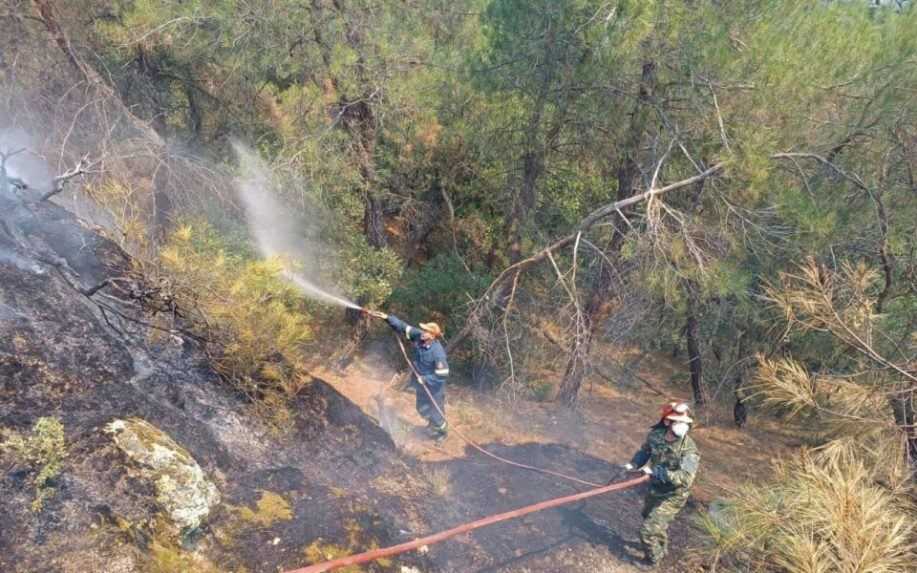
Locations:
366;310;449;441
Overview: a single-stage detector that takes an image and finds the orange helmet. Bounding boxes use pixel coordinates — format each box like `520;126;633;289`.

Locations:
660;401;693;424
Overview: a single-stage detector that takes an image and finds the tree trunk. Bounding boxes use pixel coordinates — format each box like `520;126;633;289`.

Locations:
733;373;747;427
556;259;617;405
507;149;545;265
402;182;446;263
685;291;706;406
555;61;656;406
873;190;893;313
362;190;386;248
309;1;385;250
890;391;917;469
733;331;748;427
152;163;173;239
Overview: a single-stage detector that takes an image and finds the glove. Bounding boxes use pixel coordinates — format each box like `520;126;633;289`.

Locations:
652;466;669;482
641;465;653;476
622;463;635;472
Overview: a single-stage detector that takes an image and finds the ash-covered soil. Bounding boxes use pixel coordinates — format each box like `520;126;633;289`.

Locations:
0;191;433;573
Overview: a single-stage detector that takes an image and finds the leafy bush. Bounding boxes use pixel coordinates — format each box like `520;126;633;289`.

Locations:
337;235;404;310
1;417;68;511
390;253;491;335
158;221;314;427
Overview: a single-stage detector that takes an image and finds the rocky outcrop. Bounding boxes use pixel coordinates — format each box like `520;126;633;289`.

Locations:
106;418;220;535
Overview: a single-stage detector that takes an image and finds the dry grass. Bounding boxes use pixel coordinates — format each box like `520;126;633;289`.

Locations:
146;540;220;573
1;417;67;511
423;466;451;497
701;438;916;573
231;490;293;528
144;516;221;573
302;519;393;573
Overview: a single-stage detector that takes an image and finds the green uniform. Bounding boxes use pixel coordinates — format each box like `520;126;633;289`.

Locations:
629;426;700;564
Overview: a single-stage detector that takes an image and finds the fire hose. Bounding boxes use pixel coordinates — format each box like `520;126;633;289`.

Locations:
284;474;648;573
392;335;605;488
284;326;647;572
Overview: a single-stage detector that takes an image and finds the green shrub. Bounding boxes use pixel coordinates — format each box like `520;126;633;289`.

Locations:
337;236;404;309
1;417;68;511
390;253;491;335
159;221;314;428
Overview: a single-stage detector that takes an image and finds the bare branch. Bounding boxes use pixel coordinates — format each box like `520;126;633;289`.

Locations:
0;147;27;166
449;162;728;349
41;154;93;201
710;84;732;153
771;152;869;192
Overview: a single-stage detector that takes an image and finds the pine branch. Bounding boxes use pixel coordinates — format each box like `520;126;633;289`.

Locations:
448;162;728;349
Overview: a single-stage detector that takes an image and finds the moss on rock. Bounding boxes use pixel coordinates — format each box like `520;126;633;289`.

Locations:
105;418;220;536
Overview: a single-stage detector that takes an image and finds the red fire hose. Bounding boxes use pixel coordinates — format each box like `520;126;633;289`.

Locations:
284;474;649;573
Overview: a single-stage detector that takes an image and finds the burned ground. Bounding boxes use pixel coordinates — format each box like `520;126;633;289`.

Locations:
0;189;784;572
0;191;432;572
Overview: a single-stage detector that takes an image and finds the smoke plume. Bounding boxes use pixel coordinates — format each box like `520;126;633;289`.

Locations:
0;129;54;194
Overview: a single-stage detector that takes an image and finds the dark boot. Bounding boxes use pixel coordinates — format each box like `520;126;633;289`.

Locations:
429;420;448;442
633;555;659;570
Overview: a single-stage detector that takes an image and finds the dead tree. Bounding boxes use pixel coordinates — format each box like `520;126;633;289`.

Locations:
733;331;749;427
448;163;727;351
0;148;28;194
41;154;91;201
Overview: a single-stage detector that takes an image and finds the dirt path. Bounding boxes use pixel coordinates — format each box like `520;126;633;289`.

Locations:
309;341;792;573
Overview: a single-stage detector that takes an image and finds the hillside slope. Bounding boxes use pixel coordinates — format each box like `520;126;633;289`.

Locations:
0;189;437;572
0;187;791;573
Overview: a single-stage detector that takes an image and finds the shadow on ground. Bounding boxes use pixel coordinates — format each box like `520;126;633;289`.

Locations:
409;440;695;572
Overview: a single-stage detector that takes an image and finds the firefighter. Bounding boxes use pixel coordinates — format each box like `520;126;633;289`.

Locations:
367;310;449;440
624;401;699;567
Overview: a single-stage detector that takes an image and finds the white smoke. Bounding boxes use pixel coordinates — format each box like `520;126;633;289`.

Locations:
232;141;360;310
0;128;54;194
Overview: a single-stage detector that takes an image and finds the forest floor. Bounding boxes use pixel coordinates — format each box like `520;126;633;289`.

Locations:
309;337;797;573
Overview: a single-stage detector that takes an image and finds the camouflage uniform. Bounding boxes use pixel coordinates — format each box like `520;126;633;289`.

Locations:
629;426;700;565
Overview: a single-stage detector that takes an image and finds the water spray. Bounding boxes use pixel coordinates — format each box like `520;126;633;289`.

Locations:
230;144;641;573
285;273;362;311
233;142;364;312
